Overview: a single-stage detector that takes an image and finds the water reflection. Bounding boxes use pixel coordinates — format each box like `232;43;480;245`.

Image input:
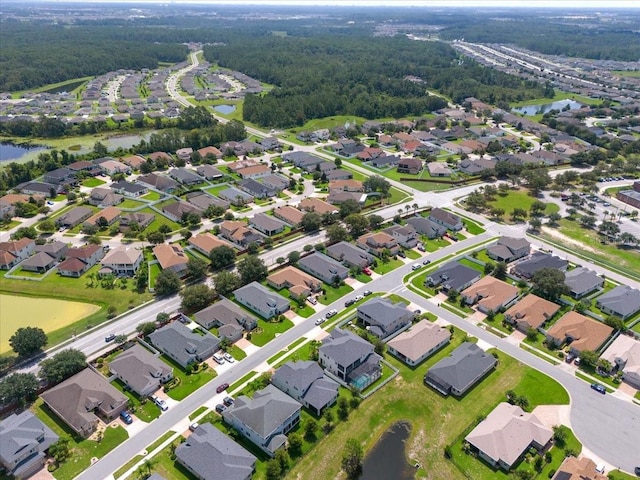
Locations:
360;422;414;480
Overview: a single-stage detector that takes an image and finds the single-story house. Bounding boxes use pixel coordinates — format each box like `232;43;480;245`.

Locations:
551;456;608;480
119;212;155;233
169;168;202;186
424;342;497;396
153;243;188;274
425;261;481;292
162;201;202;223
223;385;302;457
56;206;93;228
427;162;453;177
357;297;414;339
95;159;131;176
328;179;364;192
84;206;121;227
356;231;399;257
486;237;530;263
503;294;560;332
428;208;463;231
273;205;305;227
298;197;338;216
465;402;552;470
137;173;178;193
596;285;640;320
601;335;640;389
546;311;614;353
326;241;374;268
461;276;519;314
88;188;123;207
326;190;367;205
282;151;324;168
197;146;223;160
267;266;322;300
237;164;271;179
397;158;423;174
563;267;604;299
194;298;257;342
233;282;290;319
40;369;128;437
297;252;349;284
109;344;173;397
148;322;220;369
43;167;76;185
387;320;451;366
196;165;224;180
20;252;56;273
513;252;568;279
271;361;340;416
218;187;254;206
249;213;287;236
185;191;230;211
405;216;447;239
370;155;400;168
238;178;275;199
16;181;59;197
189;233;234;257
220;220;263;247
100;247;143;276
111;180;148;197
261;174;289;192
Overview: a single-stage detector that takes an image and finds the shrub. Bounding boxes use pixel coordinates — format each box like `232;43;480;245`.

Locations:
444;445;452;459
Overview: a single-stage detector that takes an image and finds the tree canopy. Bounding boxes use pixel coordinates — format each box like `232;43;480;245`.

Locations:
39;349;87;386
9;327;47;357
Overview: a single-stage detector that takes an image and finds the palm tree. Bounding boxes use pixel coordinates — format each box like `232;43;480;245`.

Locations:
405;205;411;214
412;203;419;214
619;232;637;246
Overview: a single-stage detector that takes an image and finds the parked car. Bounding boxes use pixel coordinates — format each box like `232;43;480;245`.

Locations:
216;383;229;394
423;259;431;265
345;299;355;307
634;466;640;475
119;410;133;424
189;422;199;432
354;295;363;302
363;290;372;296
417;244;426;252
152;396;168;411
398;251;406;258
362;267;372;275
307;296;318;305
325;309;338;318
213;353;225;365
573;357;581;366
215;404;226;414
104;334;116;343
315;317;326;325
223;352;235;363
411;264;421;271
565;352;576;364
46;201;54;205
590;383;606;394
223;396;234;406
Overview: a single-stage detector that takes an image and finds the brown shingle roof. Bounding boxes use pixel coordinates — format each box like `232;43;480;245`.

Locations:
504;294;560;330
547;312;614;352
189;233;232;255
461;276;519;312
152;244;188;270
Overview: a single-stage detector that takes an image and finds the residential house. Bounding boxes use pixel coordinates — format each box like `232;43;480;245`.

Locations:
267;266;322;300
596;285;640;320
261;174;289;192
111;180;148;197
551;456;608;480
57;244;105;277
261;136;280;150
428;208;463;231
146;152;173;164
297;252;349;284
88;187;124;207
383;224;418;249
356;147;384;161
326;190;367;205
197;146;223;160
546;312;614;353
427;162;453;177
43;168;76;185
282;151;324;168
356;231;400;257
0;193;43;218
325;169;353;181
100;247;143;276
40;369;128;437
137;173;178;193
461;276;519;314
273;205;304;227
109;344;173;397
169;168;201;186
271;361;339;416
601;335;640;389
162;201;202;223
504;294;560;332
397;158;423;174
16;181;58;197
176;423;256;480
319;328;382;390
21;252;56;273
249;213;286;236
486;237;531;263
186;191;229;211
405;216;447;239
301;160;336;174
196;165;224;180
0;238;35;269
34;241;68;261
189;233;234;257
237;164;271;179
357;297;414;339
56;206;93;228
119;212;155;233
194;299;257;342
459;158;497;175
424;342;497;396
238;178;275;199
298;197;338;216
387;320;451;366
0;411;59;480
233;282;290;319
370;155;400;168
310;129;330;142
465;403;552;470
84;206;121;227
513;252;569;279
148;322;220;369
153;243;188;275
218;187;254;206
328;179;364;192
425;261;481;292
95;159;131;176
175;148;193;162
68;160;101;176
120;155;147;170
563;267;604;299
220;220;263;247
223;385;302;457
326;241;374;268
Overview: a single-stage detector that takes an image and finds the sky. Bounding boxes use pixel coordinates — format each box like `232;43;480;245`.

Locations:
19;0;640;6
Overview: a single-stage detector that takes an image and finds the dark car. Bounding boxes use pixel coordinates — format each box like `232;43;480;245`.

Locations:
345;299;355;307
398;251;406;258
216;382;229;394
119;410;133;424
590;383;606;394
104;334;116;343
223;396;234;406
634;466;640;475
215;404;226;414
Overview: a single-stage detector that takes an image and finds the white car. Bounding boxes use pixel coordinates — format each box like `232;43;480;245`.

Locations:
223;352;235;363
315;317;326;325
325;309;338;319
151;396;168;411
411;264;421;271
354;295;363;301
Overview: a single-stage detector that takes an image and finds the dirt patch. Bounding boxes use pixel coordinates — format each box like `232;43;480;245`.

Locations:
541;226;599;255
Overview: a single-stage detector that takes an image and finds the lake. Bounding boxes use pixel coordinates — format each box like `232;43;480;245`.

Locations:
103;131;155;151
512;99;583;116
0;142;48;162
360;422;414;480
214;104;236;114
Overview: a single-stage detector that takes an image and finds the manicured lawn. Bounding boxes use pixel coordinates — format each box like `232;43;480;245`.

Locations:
372;258;403;275
161;356;217;401
458;257;485;273
267;337;307;364
473;249;493;264
148;262;161;289
462;219;486;235
404;249;421;260
139;207;182;233
119;198;146;209
32;399;129;480
250;318;295;347
423;237;450;252
608;470;640;480
81;177;106;187
487;188;559;221
113;455;144;479
111;379;161;422
227;344;247;361
0;219;21;230
189;406;208;421
141;191;162;201
317;283;354;305
229;370;258;392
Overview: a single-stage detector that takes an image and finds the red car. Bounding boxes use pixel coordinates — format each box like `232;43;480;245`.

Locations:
362;267;372;275
216;383;229;394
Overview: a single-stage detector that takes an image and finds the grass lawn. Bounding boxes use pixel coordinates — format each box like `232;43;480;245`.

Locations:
461;218;486;235
81;177;106;187
286;336;568;480
423;237;450;252
317;283;354;305
227;344;247;361
189;406;208;421
119;198;146;209
139;207;181;233
405;249;421;260
162;356;217;401
458;257;485;273
372;258;403;275
473;249;493;264
267;337;307;364
32;399;129;480
487;188;559;222
113;455;144;479
229;371;258;392
111;379;161;422
608;470;640;480
148;262;161;289
141;191;162;201
250;318;295;347
0;220;21;230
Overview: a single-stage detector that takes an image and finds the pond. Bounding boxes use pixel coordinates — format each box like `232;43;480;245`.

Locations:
102;131;155;151
0;141;48;162
360;422;415;480
214;104;236;114
0;294;100;353
512;99;583;116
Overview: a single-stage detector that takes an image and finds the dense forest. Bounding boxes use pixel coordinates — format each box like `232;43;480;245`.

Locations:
204;36;547;127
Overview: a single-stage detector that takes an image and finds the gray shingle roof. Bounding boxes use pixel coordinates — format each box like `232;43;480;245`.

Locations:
298;252;349;282
326;241;374;267
405;217;447;237
357;297;411;329
249;213;287;233
320;328;375;367
426;342;496;395
194;298;257;331
426;261;480;291
514;253;568;278
175;423;256;480
597;285;640;318
563;267;603;296
0;411;58;475
148;322;219;367
233;282;289;316
272;361;339;413
109;344;172;395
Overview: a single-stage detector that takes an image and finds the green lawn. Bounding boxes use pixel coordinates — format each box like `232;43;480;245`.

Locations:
32;399;129;480
139;207;181;233
267;337;307;364
250;318;295;347
113;455;144;479
372;258;403;275
487;188;559;222
463;219;485;235
162;356;217;401
354;272;372;283
227;344;247;361
81;178;106;187
119;198;146;209
141;191;162;201
189;406;208;421
0;220;21;231
423;237;450;252
229;371;258;392
458;257;485;273
317;283;354;305
404;249;421;260
111;379;160;422
608;470;640;480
